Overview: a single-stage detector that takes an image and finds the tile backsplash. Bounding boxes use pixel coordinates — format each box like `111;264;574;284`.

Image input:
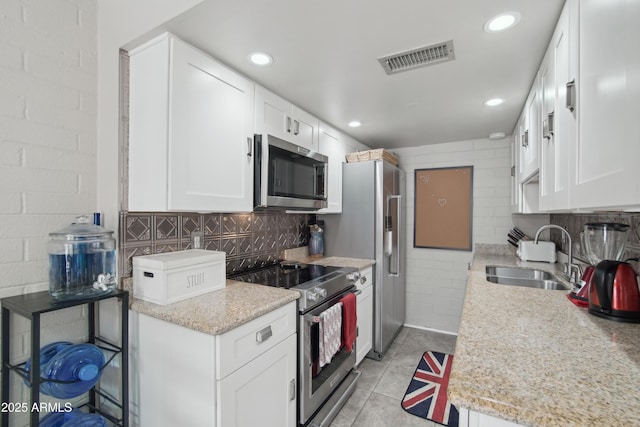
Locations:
550;212;640;264
119;211;313;278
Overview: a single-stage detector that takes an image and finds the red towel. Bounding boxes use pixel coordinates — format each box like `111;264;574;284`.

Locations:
340;293;357;353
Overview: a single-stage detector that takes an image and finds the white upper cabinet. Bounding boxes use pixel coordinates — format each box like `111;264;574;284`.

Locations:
128;33;254;212
519;81;541;183
570;0;640;210
539;0;576;212
255;86;319;151
317;123;343;214
510;121;522;213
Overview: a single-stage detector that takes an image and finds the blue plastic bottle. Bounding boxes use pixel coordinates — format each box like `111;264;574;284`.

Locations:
24;342;105;399
39;409;106;427
43;343;105;398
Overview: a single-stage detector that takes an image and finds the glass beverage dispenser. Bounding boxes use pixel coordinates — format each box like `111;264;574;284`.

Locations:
48;216;117;300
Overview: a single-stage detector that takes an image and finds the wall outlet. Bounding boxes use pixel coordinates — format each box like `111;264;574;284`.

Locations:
190;231;204;249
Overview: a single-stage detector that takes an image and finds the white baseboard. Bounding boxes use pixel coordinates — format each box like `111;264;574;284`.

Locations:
402;323;459;337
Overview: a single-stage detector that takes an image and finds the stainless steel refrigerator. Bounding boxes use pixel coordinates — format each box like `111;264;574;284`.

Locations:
323;160;405;360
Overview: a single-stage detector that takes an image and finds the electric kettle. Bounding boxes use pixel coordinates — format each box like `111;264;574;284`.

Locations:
588;260;640;322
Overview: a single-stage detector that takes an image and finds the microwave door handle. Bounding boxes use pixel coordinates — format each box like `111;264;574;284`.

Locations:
313;163;327;200
322;163;328;199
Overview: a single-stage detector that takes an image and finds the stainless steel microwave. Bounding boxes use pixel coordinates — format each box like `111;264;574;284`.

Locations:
253;134;328;210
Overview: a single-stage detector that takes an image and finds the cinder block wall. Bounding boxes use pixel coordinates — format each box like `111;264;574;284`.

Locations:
0;1;97;423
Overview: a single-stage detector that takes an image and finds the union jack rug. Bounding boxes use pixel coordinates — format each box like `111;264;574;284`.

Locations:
401;351;459;426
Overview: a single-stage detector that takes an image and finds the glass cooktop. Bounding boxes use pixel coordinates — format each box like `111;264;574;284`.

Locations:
229;262;344;289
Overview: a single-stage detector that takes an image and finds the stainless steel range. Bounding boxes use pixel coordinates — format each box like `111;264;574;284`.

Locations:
230;261;361;427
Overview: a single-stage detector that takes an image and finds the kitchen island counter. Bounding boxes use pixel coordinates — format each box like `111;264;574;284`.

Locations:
130;280;299;336
448;245;640;427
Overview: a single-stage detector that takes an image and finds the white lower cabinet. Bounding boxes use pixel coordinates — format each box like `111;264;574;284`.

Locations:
130;301;297;427
355;266;373;365
459;408;525;427
218;334;296;427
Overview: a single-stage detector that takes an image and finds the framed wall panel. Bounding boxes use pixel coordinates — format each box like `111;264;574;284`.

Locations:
414;166;473;250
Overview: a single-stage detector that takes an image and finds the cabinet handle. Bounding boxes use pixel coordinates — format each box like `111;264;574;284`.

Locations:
522;130;529;147
289;379;296;401
286;116;292;133
354;290;362;296
256;325;272;343
543;111;555;140
247;137;252;157
566;79;576;112
293;120;300;135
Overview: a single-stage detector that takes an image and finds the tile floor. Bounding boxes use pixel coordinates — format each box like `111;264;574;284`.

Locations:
330;326;458;427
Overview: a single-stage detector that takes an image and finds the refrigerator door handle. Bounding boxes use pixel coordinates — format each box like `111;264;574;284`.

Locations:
386;195;402;276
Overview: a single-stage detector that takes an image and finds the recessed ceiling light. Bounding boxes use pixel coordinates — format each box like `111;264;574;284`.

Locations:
484;98;505;107
248;52;273;66
348;121;362;128
484;12;521;33
489;132;506;140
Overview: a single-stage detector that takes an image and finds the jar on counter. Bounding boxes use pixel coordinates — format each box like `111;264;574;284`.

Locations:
309;224;324;257
48;216;117;300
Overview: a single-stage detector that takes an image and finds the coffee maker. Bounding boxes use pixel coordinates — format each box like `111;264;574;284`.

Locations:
568;223;629;307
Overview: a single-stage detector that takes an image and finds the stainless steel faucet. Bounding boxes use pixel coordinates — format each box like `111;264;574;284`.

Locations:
534;224;582;284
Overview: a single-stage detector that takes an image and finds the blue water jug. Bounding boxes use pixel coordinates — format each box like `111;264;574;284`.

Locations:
24;342;105;399
39;409;106;427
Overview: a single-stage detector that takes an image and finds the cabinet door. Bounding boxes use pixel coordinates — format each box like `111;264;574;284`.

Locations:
316;123;342;213
571;0;640;209
255;86;292;141
510;132;521;213
539;44;557;211
540;1;575;212
218;334;297;427
520;84;540;182
356;267;373;365
461;407;525;427
169;37;254;211
292;105;319;151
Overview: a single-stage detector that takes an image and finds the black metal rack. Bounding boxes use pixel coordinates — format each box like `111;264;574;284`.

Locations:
1;290;129;426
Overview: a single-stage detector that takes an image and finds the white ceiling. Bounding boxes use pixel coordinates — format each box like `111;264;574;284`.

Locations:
139;0;565;149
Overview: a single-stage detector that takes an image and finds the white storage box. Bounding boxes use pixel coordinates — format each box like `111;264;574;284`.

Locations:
133;249;225;305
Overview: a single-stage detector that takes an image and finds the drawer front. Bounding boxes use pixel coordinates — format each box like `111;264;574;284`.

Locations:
216;301;296;379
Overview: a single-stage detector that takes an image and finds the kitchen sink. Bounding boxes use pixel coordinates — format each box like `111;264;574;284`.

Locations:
485;266;568;290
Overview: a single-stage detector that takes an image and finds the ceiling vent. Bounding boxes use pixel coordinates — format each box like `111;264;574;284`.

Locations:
378;40;455;75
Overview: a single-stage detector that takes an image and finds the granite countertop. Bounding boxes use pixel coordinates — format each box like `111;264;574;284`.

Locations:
128;250;371;336
304;256;375;270
283;246;375;270
130;280;299;336
448;245;640;426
